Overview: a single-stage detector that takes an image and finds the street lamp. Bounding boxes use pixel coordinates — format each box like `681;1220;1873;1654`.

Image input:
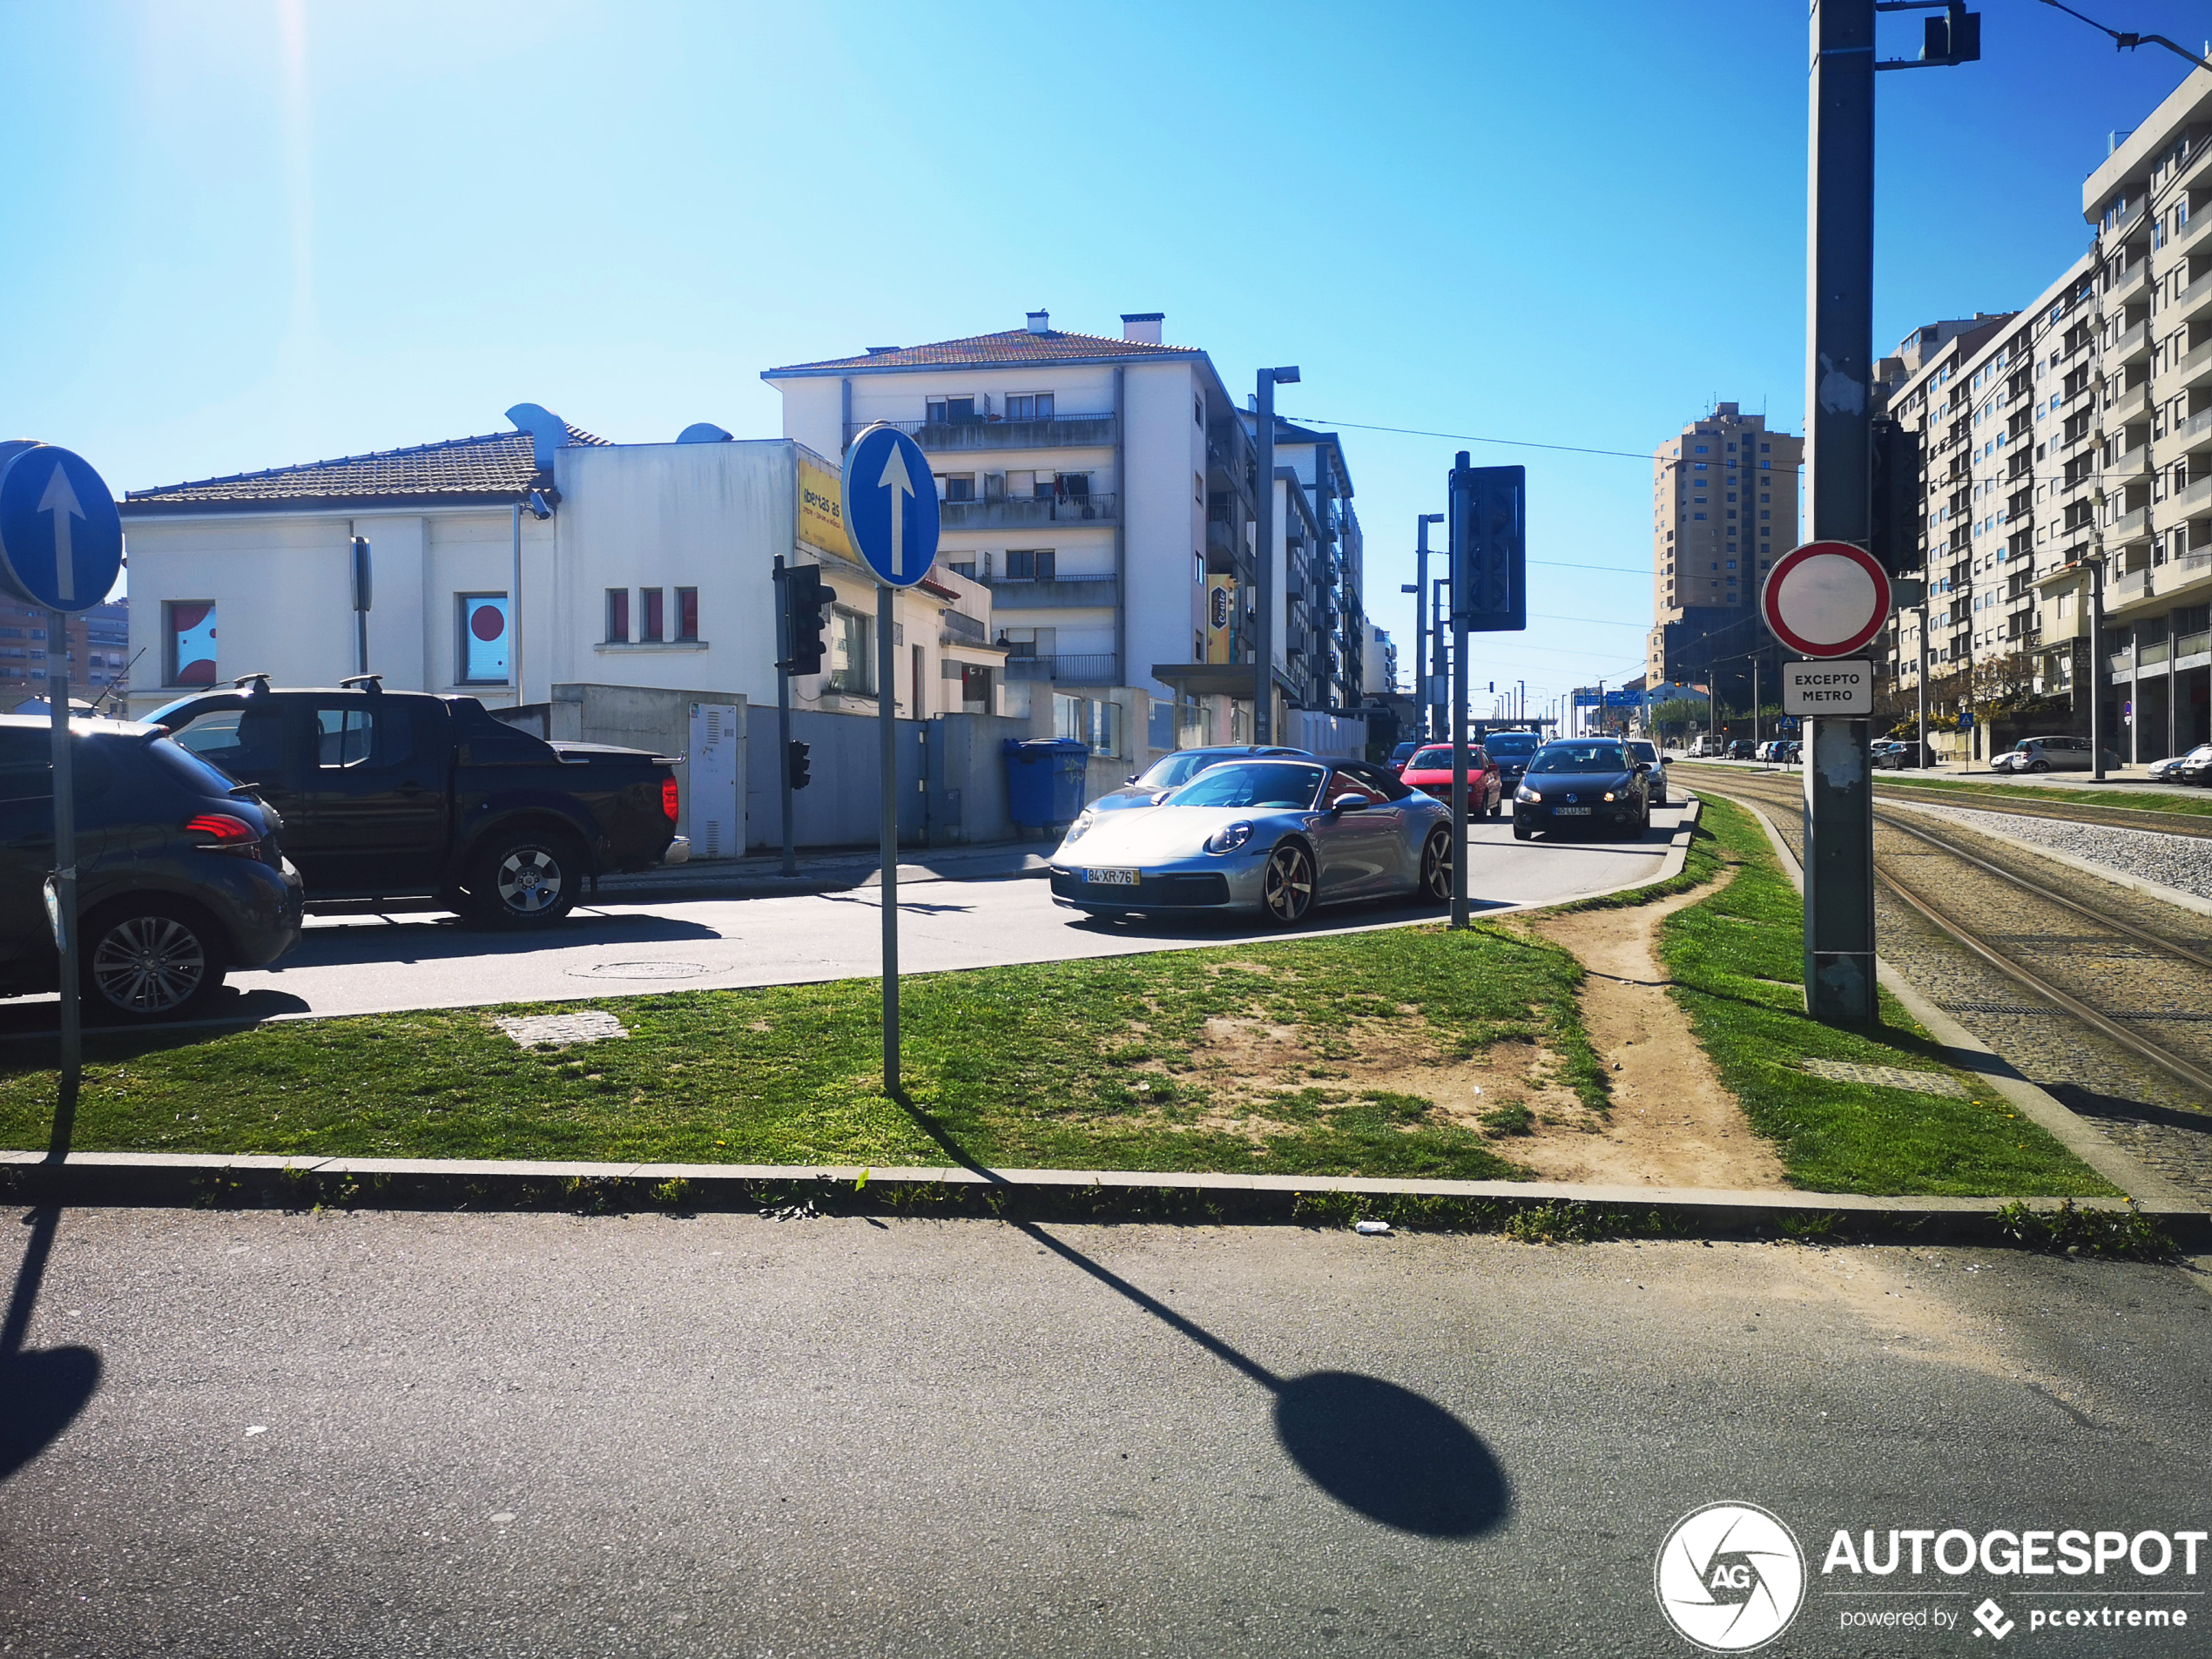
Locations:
1409;513;1443;738
1253;365;1300;744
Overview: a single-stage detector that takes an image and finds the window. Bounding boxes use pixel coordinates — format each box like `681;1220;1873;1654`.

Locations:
938;473;975;502
1194;395;1204;428
642;588;664;643
459;594;509;683
314;707;374;769
1005;549;1055;581
1005;393;1054;421
826;607;873;695
1054;692;1122;758
165;601;218;687
605;588;630;643
925;396;976;425
1695;445;1709;454
677;587;698;642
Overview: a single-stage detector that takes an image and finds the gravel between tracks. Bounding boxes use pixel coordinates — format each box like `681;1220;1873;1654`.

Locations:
1892;801;2212;903
1691;780;2212;1206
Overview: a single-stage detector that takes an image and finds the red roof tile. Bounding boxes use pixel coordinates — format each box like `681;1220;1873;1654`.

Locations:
765;329;1204;376
122;425;607;512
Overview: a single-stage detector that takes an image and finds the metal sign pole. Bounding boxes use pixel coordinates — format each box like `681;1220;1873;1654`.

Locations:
877;580;900;1093
48;612;79;1134
774;557;797;877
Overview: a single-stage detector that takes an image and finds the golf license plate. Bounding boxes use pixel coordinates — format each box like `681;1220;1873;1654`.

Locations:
1554;806;1593;817
1087;867;1141;887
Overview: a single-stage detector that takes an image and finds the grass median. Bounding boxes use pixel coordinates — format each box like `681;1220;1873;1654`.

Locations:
0;915;1610;1181
1662;794;2118;1197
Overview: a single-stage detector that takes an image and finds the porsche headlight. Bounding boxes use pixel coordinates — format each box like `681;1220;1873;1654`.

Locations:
1517;787;1541;803
1204;820;1255;855
1062;808;1097;845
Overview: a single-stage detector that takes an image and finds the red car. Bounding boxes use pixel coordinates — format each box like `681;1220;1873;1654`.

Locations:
1398;743;1503;818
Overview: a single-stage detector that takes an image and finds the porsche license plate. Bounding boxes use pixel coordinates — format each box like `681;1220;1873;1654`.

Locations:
1554;806;1593;817
1087;867;1141;887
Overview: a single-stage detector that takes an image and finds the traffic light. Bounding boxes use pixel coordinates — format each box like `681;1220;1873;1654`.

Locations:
777;564;833;675
1869;415;1923;577
787;739;813;792
1447;454;1526;633
1921;3;1979;65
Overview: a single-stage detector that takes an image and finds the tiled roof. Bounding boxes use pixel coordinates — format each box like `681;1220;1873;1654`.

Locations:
121;425;607;513
764;329;1204;376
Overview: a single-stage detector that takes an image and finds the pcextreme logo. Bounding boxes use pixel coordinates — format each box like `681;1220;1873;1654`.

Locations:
1655;1501;1808;1653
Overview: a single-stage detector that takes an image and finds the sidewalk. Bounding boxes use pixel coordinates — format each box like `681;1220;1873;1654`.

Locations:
593;838;1053;900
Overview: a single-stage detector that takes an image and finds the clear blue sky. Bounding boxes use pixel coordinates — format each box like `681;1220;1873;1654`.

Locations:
4;0;2208;713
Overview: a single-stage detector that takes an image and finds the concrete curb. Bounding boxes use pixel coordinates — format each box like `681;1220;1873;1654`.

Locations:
1;1149;2198;1244
1711;786;2203;1214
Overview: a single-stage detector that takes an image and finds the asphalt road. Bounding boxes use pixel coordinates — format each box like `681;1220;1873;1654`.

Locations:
2;806;1689;1028
2;1207;2207;1657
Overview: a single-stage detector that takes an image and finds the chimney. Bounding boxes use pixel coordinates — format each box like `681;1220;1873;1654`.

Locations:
1025;309;1050;335
1121;312;1163;345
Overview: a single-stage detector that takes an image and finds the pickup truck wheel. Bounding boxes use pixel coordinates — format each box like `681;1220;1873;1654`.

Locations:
82;898;227;1023
469;832;583;926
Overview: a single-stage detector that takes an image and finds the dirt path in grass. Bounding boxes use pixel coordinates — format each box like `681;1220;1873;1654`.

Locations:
1520;889;1790;1190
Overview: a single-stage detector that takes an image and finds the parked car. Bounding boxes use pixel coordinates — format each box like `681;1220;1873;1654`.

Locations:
1755;739;1788;762
1477;730;1545;794
1777;740;1803;765
150;680;684;925
1725;739;1756;760
2166;744;2212;786
0;714;303;1022
1625;739;1669;806
1091;745;1312;813
1397;743;1503;817
1989;735;2114;774
1048;757;1451;925
1512;740;1652;840
1874;739;1936;770
1388;741;1419;773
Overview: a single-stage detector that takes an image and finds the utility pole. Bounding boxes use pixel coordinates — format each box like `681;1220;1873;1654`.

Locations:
1414;514;1442;738
1917;597;1930;770
2089;552;2107;780
1253;366;1299;744
1803;0;1878;1021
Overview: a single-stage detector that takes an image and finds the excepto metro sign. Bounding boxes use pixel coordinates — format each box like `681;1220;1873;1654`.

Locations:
1783;658;1872;716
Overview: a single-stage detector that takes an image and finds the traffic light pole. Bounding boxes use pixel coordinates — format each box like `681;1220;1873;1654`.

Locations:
1804;0;1878;1022
773;556;797;876
1414;513;1440;740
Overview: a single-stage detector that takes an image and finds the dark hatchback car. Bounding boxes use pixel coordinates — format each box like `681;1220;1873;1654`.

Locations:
0;715;303;1022
1511;739;1652;840
1090;745;1312;813
1478;730;1544;793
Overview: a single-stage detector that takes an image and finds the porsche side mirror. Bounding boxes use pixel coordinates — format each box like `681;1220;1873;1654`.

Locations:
1124;775;1137;785
1329;793;1369;813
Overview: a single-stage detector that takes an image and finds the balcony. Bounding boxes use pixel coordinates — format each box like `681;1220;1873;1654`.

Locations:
2180;625;2212;660
1204;515;1244;570
940;493;1117;530
1002;651;1119;685
2175;269;2212;327
2111;319;2153;368
2104;380;2154;427
2153;405;2212;468
2109;501;2153;544
2107;259;2150;307
849;413;1116;452
2168;474;2212;521
2155;337;2212;401
988;574;1116;610
939;609;989;646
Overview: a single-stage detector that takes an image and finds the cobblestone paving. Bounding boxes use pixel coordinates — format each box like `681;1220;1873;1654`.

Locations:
1696;781;2212;1205
1890;800;2212;905
1800;1057;1967;1096
494;1009;629;1049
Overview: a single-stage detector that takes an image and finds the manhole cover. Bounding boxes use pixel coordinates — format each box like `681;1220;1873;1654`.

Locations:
565;961;711;981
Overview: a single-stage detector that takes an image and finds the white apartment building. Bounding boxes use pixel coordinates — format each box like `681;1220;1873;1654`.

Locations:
1876;67;2212;762
764;311;1370;760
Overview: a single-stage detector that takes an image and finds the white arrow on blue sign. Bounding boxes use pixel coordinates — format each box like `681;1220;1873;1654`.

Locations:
0;442;124;614
840;425;940;589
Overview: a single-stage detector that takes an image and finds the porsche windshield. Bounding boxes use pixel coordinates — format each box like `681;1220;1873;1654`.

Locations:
1528;745;1629;775
1166;761;1326;810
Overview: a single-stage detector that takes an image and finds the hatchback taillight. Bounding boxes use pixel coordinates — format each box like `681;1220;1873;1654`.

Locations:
185;813;262;859
661;778;680;821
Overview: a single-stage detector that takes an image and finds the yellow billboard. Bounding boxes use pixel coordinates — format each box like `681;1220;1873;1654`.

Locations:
798;453;853;558
1205;577;1237;663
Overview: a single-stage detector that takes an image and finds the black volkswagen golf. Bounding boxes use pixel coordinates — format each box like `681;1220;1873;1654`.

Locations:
1510;739;1652;840
0;715;303;1022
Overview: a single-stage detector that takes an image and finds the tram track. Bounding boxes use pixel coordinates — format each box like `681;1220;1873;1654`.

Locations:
1688;769;2212;1112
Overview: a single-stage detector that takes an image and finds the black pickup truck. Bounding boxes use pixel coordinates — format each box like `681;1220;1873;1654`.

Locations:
147;681;685;925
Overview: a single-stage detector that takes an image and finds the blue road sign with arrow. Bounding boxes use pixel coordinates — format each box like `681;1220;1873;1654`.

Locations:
840;425;940;589
0;442;123;614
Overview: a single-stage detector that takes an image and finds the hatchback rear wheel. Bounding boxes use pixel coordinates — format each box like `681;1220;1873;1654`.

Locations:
84;899;227;1023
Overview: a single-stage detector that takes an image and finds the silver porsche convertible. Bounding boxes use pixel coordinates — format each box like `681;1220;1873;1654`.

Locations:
1048;757;1454;924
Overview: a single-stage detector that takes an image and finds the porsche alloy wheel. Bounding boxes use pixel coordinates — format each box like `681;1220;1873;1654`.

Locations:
1261;841;1315;926
1420;827;1453;904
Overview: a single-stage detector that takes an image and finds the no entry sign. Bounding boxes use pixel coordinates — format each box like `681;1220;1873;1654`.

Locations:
1760;541;1891;658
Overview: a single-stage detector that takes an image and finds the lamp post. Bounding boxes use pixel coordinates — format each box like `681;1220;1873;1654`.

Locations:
1413;513;1443;738
1253;366;1300;744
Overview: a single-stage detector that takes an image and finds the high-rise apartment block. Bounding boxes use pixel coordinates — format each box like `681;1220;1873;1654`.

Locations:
0;598;130;709
1643;404;1802;687
1876;67;2212;762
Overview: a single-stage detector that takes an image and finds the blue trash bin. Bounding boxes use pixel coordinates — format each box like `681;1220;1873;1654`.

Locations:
1003;738;1090;830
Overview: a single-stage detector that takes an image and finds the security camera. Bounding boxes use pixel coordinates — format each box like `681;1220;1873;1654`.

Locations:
527;490;552;521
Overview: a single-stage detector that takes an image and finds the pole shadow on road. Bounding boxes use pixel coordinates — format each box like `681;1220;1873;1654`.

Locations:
1;1207;103;1484
887;1088;1512;1539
